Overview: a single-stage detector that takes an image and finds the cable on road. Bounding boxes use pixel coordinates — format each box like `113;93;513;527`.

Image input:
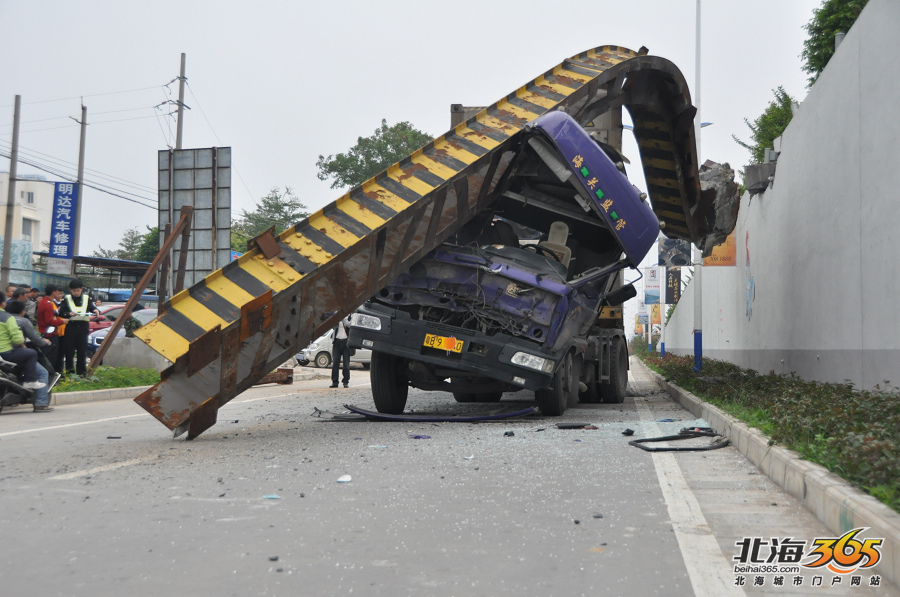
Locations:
628;426;730;452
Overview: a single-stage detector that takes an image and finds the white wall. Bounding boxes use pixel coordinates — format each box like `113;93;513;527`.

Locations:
664;0;900;391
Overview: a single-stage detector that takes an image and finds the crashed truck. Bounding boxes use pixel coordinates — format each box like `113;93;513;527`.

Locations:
349;111;657;416
133;45;738;439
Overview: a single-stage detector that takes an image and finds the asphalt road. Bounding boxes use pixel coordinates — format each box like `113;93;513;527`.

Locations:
0;360;896;596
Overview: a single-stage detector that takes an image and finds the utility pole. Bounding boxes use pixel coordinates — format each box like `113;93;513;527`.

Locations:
176;53;186;150
1;95;21;290
73;103;87;260
692;0;703;373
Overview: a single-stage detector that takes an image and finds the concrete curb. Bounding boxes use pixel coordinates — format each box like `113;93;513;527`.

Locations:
50;371;324;406
634;358;900;587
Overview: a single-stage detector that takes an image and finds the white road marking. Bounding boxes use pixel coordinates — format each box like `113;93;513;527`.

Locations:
0;414;145;438
48;457;151;480
2;382;373;436
633;394;742;597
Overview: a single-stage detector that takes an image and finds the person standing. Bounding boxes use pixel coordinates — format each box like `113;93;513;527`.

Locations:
37;285;68;374
57;279;99;376
329;315;352;388
24;286;39;321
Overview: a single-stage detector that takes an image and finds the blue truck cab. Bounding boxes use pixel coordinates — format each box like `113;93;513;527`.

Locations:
350;112;659;416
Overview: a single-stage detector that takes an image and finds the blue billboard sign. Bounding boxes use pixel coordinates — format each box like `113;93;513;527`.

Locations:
50;182;79;259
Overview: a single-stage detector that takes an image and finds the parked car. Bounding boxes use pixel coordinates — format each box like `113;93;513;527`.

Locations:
87;309;158;356
88;304;127;332
299;329;371;369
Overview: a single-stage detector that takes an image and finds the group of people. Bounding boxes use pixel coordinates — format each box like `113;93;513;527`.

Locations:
1;278;100;413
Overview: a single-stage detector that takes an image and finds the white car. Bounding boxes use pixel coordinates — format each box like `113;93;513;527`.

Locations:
299;329;371;369
87;309;159;356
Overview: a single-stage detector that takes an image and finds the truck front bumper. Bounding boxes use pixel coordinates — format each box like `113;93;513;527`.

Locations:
348;304;559;391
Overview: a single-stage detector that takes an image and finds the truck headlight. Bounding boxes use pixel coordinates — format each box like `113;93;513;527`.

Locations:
351;313;382;331
511;352;554;373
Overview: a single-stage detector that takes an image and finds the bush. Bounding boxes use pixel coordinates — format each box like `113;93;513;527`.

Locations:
640;352;899;512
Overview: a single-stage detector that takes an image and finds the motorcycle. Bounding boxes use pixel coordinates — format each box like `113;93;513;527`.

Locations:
0;346;60;414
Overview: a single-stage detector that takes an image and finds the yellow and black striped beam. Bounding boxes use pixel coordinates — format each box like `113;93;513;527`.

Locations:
134;45;706;438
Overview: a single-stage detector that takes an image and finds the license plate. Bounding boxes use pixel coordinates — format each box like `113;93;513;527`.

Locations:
423;334;464;353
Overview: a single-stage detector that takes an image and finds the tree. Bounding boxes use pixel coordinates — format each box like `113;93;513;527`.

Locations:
231;187;309;252
801;0;869;86
732;87;795;165
93;226;158;261
316;119;434;189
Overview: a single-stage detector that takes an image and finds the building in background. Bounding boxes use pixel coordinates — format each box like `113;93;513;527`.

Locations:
0;172;55;250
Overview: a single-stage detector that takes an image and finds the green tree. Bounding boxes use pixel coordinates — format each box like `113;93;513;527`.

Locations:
732;87;795;165
135;227;159;262
231;187;309;252
316;119;434;189
94;226;157;261
801;0;869;86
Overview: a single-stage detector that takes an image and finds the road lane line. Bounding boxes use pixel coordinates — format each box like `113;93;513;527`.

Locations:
0;414;145;437
48;457;151;480
633;393;741;597
2;382;374;436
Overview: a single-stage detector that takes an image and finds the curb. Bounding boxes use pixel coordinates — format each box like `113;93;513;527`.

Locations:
633;358;900;587
50;371;323;407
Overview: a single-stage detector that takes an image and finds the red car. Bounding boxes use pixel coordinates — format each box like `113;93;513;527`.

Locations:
87;304;127;332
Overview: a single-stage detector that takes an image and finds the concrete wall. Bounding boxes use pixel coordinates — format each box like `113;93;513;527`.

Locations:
664;0;900;391
101;337;171;372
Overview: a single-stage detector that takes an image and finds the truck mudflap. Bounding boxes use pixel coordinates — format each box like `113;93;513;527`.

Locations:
350;304;561;392
133;45;731;438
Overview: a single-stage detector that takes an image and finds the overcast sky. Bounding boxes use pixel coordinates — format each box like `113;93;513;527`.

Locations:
2;0;821;262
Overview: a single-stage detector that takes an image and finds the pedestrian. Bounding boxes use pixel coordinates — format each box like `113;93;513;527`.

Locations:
329;315;352;388
37;285;68;374
5;284;17;300
7;300;58;385
0;299;49;410
57;279;100;376
24;286;39;321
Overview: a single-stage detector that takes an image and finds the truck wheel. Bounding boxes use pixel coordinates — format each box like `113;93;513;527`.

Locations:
579;362;602;403
315;352;332;368
600;337;628;404
536;351;575;416
370;352;409;414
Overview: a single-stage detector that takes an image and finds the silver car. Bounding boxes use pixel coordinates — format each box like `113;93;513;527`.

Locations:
300;329;371;369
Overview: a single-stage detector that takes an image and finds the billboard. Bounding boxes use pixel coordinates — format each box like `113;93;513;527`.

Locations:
159;147;232;289
644;267;660;305
658;237;691;267
634;315;642;335
666;268;681;304
703;230;737;266
48;182;79;275
651;303;661;325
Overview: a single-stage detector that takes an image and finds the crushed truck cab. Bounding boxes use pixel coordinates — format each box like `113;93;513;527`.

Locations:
350;111;659;416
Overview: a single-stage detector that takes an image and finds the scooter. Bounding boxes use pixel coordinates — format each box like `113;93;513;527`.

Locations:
0;348;60;414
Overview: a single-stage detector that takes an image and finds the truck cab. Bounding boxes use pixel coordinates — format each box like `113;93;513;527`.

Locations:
351;111;659;415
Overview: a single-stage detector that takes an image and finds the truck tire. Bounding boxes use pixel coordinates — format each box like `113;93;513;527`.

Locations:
536;351;576;416
370;352;409;414
315;352;332;369
600;337;628;404
579;361;602;403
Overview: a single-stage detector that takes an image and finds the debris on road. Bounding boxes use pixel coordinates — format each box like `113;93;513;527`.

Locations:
408;435;431;440
343;404;539;423
106;436;121;439
262;494;281;500
556;423;598;430
336;475;352;483
622;429;635;436
269;555;279;562
504;431;515;437
628;427;730;452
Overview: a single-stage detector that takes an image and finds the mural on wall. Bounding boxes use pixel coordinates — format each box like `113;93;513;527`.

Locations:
745;230;755;321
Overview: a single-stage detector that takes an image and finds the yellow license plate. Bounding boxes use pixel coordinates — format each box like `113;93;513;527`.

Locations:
423;334;464;353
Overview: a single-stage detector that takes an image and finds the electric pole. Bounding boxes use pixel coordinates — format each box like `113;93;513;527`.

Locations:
176;53;186;149
73;103;87;260
1;95;21;290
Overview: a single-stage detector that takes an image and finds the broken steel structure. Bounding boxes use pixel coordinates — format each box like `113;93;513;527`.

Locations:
135;45;721;439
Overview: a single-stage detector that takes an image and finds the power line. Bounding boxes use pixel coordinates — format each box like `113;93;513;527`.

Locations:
0;150;157;209
0;81;176;108
185;81;257;203
0;104;168;128
0;141;157;194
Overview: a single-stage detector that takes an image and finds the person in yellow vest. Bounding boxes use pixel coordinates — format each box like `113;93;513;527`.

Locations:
57;279;100;376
